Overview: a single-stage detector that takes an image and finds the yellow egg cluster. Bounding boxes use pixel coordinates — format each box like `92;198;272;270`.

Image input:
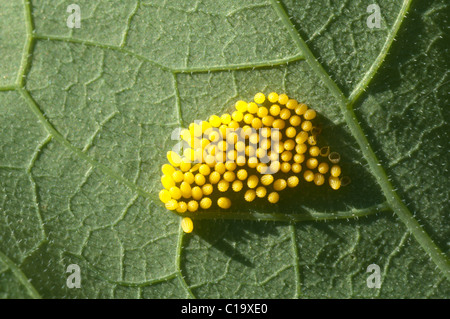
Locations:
159;92;348;233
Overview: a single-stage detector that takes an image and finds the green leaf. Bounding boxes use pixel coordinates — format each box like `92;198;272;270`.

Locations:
0;0;448;298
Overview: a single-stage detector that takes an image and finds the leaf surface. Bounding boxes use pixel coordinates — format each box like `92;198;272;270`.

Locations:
0;0;448;298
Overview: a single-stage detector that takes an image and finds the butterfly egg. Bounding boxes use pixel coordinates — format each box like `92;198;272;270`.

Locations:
205;154;217;166
303;109;317;120
235;100;248;113
246;147;257;159
217;197;232;209
236;169;248;181
272;119;286;130
176;201;187;213
247;175;259;189
279;109;291;120
318;162;329;174
294;103;307;115
181;217;194;233
328;152;341;164
330;165;342;177
161;175;176;189
225;162;237;171
229;120;240;130
217;179;230;192
217;140;227;152
280;162;291;173
209;115;222;128
223;171;236;182
295;143;307;154
254;92;266;104
247;102;259;114
251;117;263;129
185;148;197;163
301;121;313;132
241;125;253;139
214;162;226;175
309;146;320;157
286;99;298;110
159;189;172;204
202;183;213;196
256;186;267;198
162;163;176;176
199;164;211;176
303;170;315;182
285;127;297;138
191;186;203;200
307;135;317;146
227;150;237;161
270;104;281;116
271;130;282;141
293;153;305;163
287;176;299;188
208;130;221;142
262;115;275;127
165;199;178;211
183;172;195;184
260;138;271;150
194;173;206;186
268;192;280;204
232;180;243;192
292;163;302;173
169;186;182;200
200;138;211;150
236;155;246;166
329;176;341;190
268;92;279;103
269;161;281;174
200;197;212;210
306;158;319;170
189;162;201;174
201;121;212;133
255;148;266;159
284;139;296;151
260;174;274;186
289;115;301;127
244;189;256;202
256;163;269;174
313;173;325;186
259;127;271;138
272;142;284;154
221;113;232;125
273;179;287;191
187;200;199;212
249;132;260;145
257;106;269;118
248;157;258;168
320;146;331;157
243;113;254;125
179;159;192;172
278;93;289;105
295;131;309;144
281;151;293;162
167;151;182;167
